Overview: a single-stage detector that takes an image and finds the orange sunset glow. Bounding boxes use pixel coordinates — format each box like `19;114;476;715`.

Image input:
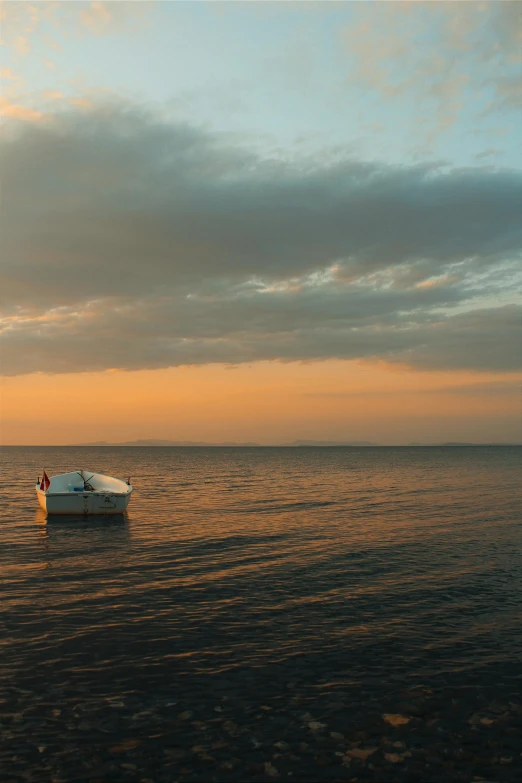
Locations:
2;361;520;445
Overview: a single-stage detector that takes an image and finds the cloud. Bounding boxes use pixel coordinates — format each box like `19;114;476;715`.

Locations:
2;297;520;377
76;0;152;37
78;2;112;36
44;90;64;101
0;68;17;80
13;35;30;54
0;0;152;59
0;100;521;376
0;96;43;122
432;379;522;397
303;378;522;399
340;1;522;142
475;147;500;161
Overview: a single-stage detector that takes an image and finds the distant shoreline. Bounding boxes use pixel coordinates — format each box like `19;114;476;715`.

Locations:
3;442;521;448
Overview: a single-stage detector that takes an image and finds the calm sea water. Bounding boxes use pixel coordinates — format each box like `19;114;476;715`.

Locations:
1;445;521;695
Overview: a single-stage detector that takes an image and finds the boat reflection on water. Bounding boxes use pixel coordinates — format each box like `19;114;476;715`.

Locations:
44;513;130;527
35;510;132;568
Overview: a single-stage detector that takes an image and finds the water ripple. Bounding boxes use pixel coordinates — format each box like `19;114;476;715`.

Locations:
1;446;521;688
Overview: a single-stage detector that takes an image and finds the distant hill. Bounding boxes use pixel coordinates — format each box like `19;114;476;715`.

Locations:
76;439;378;447
406;441;519;447
73;439;519;447
77;439;261;447
285;440;378;446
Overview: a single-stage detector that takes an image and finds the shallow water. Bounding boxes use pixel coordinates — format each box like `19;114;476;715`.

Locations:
1;446;521;781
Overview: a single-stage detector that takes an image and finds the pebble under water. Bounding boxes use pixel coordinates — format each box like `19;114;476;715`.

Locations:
1;445;521;782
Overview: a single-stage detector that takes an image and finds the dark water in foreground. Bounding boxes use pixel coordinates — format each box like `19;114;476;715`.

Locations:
1;446;522;782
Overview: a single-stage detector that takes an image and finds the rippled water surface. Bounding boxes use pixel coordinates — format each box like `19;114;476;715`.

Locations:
2;446;521;689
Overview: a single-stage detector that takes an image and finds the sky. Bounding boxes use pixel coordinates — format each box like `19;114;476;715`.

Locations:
0;0;521;445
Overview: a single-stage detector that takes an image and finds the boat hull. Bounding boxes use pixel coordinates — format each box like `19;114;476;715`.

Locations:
36;488;132;515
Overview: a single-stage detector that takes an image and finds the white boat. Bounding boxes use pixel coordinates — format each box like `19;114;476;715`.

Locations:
35;470;133;516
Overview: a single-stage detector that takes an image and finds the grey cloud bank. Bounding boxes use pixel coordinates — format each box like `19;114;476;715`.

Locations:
1;103;521;375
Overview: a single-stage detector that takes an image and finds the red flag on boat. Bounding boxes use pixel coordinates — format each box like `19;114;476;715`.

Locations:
40;471;50;491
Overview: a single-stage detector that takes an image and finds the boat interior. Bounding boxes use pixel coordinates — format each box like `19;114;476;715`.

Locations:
37;471;131;494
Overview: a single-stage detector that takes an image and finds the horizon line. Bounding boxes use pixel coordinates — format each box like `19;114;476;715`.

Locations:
2;442;521;448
